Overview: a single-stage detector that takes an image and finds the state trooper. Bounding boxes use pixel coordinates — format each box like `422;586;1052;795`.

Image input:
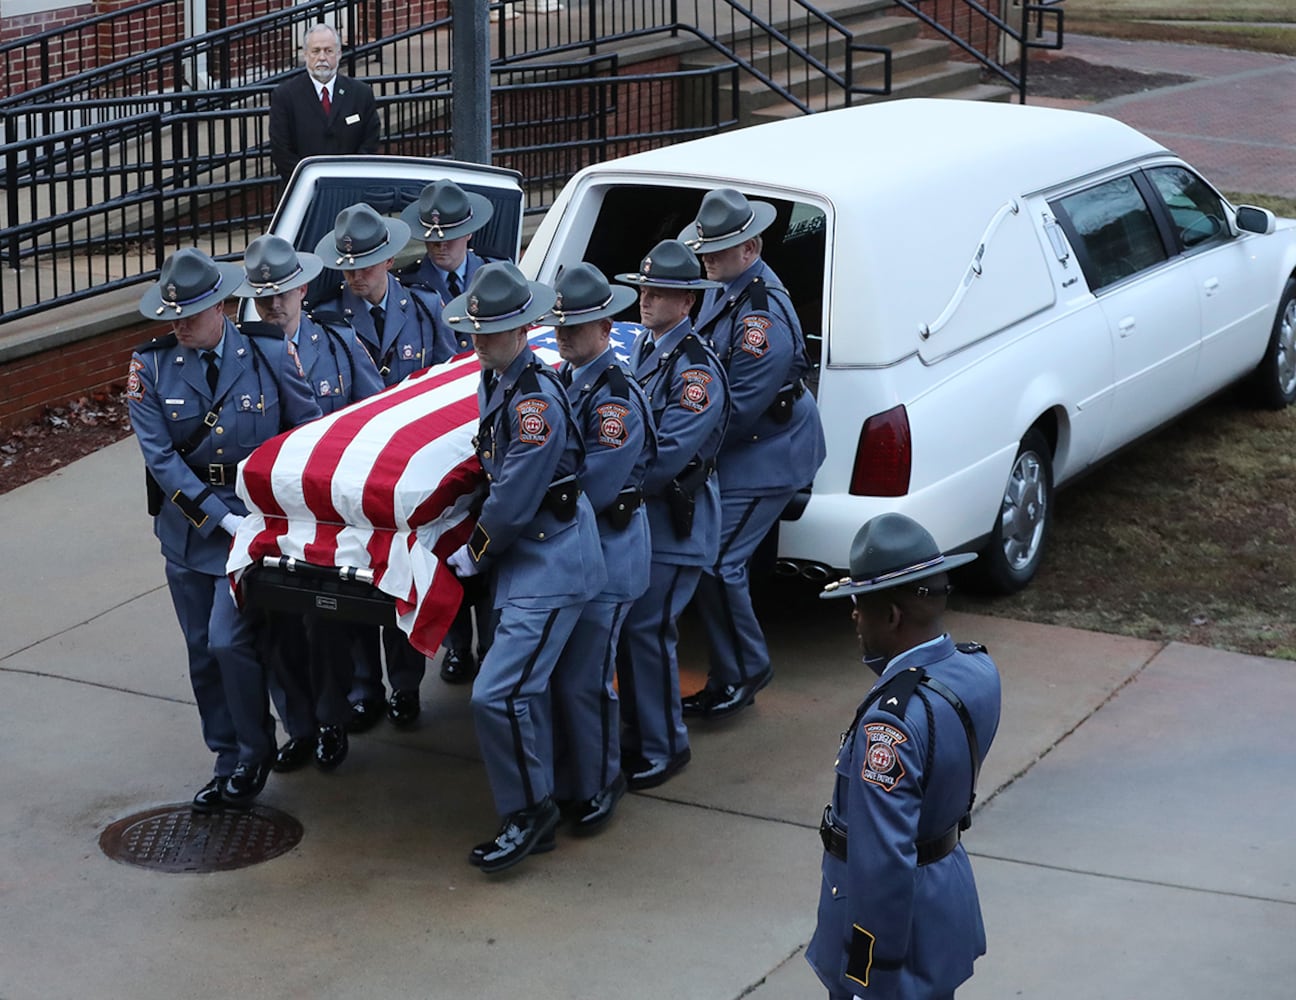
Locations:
808;514;1001;1000
542;263;653;834
613;240;728;791
127;248;321;811
314;203;456;731
441;262;607;874
398;178;501;685
231;234;384;774
679;188;827;720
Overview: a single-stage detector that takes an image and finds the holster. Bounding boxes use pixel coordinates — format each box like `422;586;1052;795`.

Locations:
664;457;713;540
540;475;581;522
145;469;163;517
601;487;643;531
766;381;805;425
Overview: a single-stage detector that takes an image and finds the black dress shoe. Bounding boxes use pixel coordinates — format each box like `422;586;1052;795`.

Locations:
440;647;477;684
469;798;561;874
223;760;271;808
625;747;692;791
191;776;225;813
683;669;773;721
314;725;349;771
387;689;421;727
273;736;315;773
571;773;627;835
346;697;386;734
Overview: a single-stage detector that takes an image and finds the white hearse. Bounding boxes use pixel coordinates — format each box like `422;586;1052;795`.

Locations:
269;99;1296;595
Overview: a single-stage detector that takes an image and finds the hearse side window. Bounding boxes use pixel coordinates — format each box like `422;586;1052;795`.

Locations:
1145;165;1232;252
583;185;827;373
1050;176;1168;293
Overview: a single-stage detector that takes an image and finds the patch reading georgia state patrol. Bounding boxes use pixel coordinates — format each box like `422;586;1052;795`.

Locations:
285;338;306;378
860;722;907;791
515;398;551;445
125;358;145;402
596;402;629;448
740;315;771;358
679;368;713;413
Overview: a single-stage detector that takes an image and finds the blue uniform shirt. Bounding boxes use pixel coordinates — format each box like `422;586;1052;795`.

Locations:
398;248;490;355
292;311;385;414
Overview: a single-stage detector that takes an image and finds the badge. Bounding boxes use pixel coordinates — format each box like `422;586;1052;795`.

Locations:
402;344;414;360
860;722;907;792
318;379;332;396
679;368;712;413
239;393;254;411
515;399;551;445
125;358;145;402
597;402;629;448
740;315;771;357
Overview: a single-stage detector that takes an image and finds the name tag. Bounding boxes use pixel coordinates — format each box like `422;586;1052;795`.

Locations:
345;114;361;125
165;398;186;405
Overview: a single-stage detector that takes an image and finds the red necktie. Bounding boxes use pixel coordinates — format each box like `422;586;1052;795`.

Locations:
320;85;331;116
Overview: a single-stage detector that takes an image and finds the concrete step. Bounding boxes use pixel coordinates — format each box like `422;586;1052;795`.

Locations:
680;14;923;76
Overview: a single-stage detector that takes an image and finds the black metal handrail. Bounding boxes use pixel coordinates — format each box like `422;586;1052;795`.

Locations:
892;0;1063;102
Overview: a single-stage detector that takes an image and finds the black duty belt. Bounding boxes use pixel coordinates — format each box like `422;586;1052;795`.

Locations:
599;487;643;530
187;461;240;487
819;805;961;866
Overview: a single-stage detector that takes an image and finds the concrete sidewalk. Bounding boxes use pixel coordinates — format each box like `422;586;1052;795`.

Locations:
1;439;1294;999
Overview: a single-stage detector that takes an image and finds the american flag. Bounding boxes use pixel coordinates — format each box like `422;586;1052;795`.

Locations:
228;322;645;656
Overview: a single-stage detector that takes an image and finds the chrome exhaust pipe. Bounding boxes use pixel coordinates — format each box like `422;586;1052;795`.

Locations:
773;559;802;578
799;563;835;583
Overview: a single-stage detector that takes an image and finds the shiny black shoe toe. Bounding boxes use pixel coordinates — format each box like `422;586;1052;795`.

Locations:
387;689;422;727
347;697;386;734
440;647;478;685
571;773;627;835
470;798;561;874
273;736;314;773
314;725;349;771
222;760;271;808
688;669;774;721
191;776;225;813
625;747;691;791
680;687;716;717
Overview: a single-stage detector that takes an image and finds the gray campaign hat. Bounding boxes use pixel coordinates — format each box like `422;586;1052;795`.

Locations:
313;203;412;270
678;187;777;254
820;513;977;600
545;262;637;326
232;234;323;298
399;179;494;242
138;247;243;320
614;239;723;290
442;261;557;336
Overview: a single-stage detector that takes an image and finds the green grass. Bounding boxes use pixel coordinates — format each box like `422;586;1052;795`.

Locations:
1061;1;1296;55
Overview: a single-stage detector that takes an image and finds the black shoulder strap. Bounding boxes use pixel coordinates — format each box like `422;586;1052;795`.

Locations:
747;275;769;312
594;360;630;400
239;321;286;341
921;674;983;819
133;332;177;354
679;333;709;367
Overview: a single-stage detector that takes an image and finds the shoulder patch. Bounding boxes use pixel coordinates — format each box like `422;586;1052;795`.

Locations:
740;315;771;357
515;398;551;446
860;722;908;792
125;358;146;401
596;401;630;448
679;368;713;413
956;641;988;654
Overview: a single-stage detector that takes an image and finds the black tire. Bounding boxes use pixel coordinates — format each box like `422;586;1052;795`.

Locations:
969;428;1054;595
1245;278;1296;410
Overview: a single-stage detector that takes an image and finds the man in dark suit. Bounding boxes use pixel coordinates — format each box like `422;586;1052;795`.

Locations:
269;23;380;182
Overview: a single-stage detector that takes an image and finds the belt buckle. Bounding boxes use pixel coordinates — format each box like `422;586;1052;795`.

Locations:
208;463;226;486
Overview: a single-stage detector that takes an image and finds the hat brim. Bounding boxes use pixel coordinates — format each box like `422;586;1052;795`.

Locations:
613;271;724;290
443;280;558;335
678;199;778;254
818;551;978;600
400;190;494;242
545;283;639;326
138;260;245;320
231;251;324;298
313;216;413;270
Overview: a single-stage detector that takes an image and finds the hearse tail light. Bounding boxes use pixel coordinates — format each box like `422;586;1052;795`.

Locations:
851;404;911;497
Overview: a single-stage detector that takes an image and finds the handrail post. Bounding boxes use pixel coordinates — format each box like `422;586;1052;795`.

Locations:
5;118;20;271
587;0;596;56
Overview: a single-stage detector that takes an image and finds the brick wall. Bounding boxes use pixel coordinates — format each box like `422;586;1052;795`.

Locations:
1;3;95;98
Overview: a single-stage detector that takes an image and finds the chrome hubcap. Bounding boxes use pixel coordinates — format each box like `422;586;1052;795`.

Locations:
1276;298;1296;399
1000;450;1047;571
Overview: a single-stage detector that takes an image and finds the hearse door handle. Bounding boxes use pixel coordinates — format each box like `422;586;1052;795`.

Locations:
1117;317;1136;337
1203;277;1220;297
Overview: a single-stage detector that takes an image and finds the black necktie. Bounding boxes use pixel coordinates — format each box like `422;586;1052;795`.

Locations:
201;350;219;394
640;338;655;362
560;367;573;387
370;304;386;339
448;272;462;298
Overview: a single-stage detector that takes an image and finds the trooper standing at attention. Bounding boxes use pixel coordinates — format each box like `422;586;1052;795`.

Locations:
679;188;826;721
613;240;728;791
314;202;456;731
808;513;1001;1000
398;178;501;685
231;233;384;774
441;262;606;874
543;263;654;834
127;248;321;812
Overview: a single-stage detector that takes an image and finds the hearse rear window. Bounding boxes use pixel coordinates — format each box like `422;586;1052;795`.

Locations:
1051;176;1168;293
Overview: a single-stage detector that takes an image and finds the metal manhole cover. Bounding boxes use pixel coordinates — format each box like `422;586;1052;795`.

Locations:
99;804;303;873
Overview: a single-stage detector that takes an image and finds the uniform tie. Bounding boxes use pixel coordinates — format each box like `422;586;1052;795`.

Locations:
320;84;331;116
201;350;219;394
370;304;386;339
560;366;573;387
447;271;462;298
640;337;655;363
